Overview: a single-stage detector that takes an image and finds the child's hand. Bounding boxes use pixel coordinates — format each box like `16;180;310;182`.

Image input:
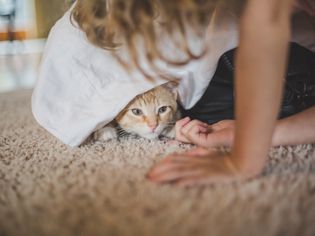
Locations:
175;117;209;143
147;148;258;187
175;118;235;148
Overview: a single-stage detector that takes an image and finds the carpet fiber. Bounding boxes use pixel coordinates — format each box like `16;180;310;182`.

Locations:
1;90;315;236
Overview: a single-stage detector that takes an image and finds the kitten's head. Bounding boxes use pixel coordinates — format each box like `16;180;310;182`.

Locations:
116;83;178;139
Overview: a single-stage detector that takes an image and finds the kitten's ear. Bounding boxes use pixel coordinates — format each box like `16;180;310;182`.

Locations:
162;81;178;99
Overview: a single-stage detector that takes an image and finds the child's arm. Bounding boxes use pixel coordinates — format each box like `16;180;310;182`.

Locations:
174;105;315;148
232;0;294;175
273;106;315;145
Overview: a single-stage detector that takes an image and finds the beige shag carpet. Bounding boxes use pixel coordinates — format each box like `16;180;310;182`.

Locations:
1;89;315;236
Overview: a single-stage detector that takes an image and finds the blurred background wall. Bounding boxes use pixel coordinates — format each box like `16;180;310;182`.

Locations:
34;0;69;38
0;0;70;40
0;0;73;93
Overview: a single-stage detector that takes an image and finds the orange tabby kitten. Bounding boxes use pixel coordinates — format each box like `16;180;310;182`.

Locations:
94;83;180;141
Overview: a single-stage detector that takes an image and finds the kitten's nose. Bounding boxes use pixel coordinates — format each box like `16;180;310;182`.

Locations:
149;124;157;132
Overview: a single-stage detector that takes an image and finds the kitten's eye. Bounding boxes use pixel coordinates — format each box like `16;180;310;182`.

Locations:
158;106;168;114
131;109;143;116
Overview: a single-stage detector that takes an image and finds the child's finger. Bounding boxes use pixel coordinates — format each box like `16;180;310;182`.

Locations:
175;117;191;143
187;130;211;147
177;124;209;147
181;120;208;136
175;117;190;143
176;117;191;129
188;124;208;137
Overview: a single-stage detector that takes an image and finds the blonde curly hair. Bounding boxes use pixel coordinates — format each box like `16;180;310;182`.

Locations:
71;0;243;80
